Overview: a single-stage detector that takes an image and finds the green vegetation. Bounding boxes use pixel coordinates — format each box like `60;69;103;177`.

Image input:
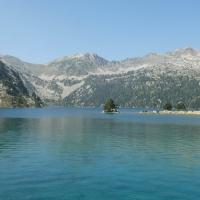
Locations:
103;99;118;112
176;102;186;111
32;92;43;107
188;97;200;110
163;103;172;111
65;71;200;109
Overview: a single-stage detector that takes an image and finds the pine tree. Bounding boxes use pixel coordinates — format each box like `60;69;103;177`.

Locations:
103;99;117;112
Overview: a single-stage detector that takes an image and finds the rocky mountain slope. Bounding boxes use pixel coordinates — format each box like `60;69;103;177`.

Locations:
1;47;200;108
64;48;200;108
0;61;43;107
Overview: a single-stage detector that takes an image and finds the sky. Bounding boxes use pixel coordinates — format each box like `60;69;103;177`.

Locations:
0;0;200;63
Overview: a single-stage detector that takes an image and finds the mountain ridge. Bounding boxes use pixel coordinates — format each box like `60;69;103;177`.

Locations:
1;47;200;108
2;47;199;63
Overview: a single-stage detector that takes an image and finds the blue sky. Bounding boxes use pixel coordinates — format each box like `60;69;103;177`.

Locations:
0;0;200;63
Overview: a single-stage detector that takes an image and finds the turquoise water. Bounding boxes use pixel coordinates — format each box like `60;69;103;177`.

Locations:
0;108;200;200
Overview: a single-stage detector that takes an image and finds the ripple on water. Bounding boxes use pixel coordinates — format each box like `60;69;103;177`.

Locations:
0;108;200;200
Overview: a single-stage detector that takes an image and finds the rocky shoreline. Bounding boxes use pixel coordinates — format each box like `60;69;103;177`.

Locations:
140;110;200;115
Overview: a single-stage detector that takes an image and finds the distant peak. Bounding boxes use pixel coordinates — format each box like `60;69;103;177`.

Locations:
145;52;160;58
172;47;200;56
50;52;108;66
0;54;22;61
70;53;103;60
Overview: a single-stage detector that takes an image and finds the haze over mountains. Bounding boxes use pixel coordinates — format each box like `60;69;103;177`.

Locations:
1;47;200;108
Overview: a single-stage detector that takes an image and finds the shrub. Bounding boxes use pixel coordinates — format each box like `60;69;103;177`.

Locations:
176;102;186;111
163;103;172;111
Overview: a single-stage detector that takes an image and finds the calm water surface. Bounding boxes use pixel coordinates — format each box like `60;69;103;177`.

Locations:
0;108;200;200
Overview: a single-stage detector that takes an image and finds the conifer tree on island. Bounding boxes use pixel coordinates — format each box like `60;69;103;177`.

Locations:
103;99;118;113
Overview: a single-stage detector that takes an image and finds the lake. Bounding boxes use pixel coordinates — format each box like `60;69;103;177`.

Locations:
0;107;200;200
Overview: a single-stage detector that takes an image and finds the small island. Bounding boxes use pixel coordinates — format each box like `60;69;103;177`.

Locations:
103;99;119;113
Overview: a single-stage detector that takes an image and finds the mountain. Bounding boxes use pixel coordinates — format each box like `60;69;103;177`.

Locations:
0;54;45;75
0;53;110;103
0;61;43;107
1;47;200;109
47;53;109;76
63;48;200;108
